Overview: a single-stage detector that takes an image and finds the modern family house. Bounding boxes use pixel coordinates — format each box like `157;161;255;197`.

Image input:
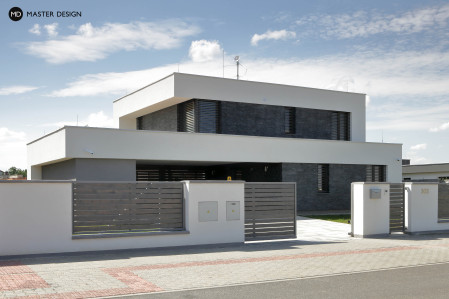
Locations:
27;73;402;211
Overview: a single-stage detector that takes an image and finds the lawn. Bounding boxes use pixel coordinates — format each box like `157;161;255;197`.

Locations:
302;214;351;224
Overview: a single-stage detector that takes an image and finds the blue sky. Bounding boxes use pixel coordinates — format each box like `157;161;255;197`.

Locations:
1;0;449;170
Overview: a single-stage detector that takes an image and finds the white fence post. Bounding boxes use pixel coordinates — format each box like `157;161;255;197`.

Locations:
351;182;390;237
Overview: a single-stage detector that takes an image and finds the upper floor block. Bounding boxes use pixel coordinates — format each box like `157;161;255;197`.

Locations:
113;73;367;142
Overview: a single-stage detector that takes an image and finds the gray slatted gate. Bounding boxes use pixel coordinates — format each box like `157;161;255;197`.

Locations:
72;182;184;236
390;183;405;233
245;182;296;240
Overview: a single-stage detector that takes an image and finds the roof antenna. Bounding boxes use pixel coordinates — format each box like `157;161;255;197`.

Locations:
234;56;240;80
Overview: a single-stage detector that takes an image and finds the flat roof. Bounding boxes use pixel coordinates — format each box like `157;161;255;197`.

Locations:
113;72;366;104
403;163;449;174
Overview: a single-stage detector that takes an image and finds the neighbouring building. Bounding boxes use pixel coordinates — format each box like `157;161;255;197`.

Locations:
403;163;449;183
27;73;402;211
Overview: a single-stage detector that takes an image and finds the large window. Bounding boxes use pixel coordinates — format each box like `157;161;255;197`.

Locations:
284;107;296;134
178;99;221;133
331;111;350;140
317;164;329;193
366;165;386;182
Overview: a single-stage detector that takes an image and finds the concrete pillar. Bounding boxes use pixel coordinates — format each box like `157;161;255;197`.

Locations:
351;182;390;237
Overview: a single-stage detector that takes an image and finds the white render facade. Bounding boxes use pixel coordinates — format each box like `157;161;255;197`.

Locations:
28;73;402;211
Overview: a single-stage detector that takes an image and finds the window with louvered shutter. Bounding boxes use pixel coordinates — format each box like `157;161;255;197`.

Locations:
331;111;350;140
284;107;295;134
198;100;221;133
318;164;330;193
366;165;386;182
178;99;220;133
177;100;196;132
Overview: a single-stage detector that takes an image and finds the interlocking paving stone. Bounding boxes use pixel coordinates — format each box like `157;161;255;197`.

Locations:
2;217;449;298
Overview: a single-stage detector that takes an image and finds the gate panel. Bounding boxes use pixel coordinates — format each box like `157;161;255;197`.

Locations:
72;182;184;236
390;183;405;233
245;183;296;240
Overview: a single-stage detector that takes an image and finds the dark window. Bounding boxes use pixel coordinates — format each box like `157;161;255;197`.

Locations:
284;107;296;134
366;165;386;182
403;178;411;181
178;99;220;133
317;164;329;193
136;116;143;130
331;111;350;140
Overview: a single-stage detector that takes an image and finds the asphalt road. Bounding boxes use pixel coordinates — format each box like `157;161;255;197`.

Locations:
117;262;449;299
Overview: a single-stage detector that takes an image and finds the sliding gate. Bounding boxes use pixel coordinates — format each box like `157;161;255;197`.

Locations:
245;182;296;240
390;183;405;233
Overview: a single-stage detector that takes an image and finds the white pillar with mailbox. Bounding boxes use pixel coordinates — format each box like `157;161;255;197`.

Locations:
351;182;390;237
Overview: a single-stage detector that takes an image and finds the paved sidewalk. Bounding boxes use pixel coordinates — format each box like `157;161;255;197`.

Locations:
2;218;449;298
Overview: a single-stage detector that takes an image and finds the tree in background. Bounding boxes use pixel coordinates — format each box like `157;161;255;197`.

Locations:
7;167;27;177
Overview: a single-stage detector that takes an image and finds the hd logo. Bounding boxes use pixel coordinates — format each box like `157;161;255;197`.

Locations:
9;7;23;21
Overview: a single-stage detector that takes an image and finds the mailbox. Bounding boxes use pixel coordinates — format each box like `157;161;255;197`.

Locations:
370;188;382;199
198;201;218;222
226;201;240;221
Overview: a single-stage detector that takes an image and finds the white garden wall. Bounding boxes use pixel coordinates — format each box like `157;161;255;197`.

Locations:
0;181;244;256
405;183;449;233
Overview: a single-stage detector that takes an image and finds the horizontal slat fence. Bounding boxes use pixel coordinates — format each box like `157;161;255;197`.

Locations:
72;182;184;235
245;183;296;240
438;184;449;222
390;183;405;233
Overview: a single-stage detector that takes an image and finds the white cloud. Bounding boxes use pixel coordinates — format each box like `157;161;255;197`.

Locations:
29;24;41;35
251;29;296;46
0;85;39;96
430;121;449;132
296;3;449;39
367;102;449;132
0;127;26;142
0;128;27;170
189;40;222;62
24;20;200;64
48;49;449;100
44;23;58;38
410;143;427;150
403;151;430;164
42;111;114;128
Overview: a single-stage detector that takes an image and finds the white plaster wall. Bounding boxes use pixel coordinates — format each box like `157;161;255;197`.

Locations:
113;74;179;129
28;127;402;182
114;73;366;141
351;183;364;236
27;129;67;178
184;181;245;243
352;183;390;237
0;181;244;256
405;183;449;233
